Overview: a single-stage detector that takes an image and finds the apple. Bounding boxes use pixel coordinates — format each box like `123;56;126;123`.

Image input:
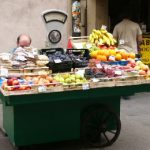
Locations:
12;80;19;86
25;86;31;90
12;85;20;91
139;70;146;76
109;46;115;49
7;78;14;86
141;65;149;72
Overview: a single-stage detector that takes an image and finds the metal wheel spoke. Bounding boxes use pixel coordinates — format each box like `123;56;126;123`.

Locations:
102;132;110;143
107;130;116;135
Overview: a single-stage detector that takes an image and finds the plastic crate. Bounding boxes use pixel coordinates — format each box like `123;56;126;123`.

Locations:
66;48;90;68
39;48;72;73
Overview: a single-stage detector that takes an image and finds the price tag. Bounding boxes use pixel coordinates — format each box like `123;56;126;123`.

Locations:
76;59;82;62
38;85;47;93
32;48;38;55
96;63;102;69
16;55;27;61
54;59;62;63
115;70;122;75
82;83;89;90
108;56;115;61
119;39;125;45
76;70;85;77
2;55;10;61
92;78;99;82
27;52;34;58
101;25;107;30
0;68;8;76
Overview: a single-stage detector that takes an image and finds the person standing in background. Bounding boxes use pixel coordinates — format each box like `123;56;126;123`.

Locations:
113;12;143;100
113;11;143;55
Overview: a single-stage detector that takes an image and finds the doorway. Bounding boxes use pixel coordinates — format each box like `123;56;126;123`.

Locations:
108;0;149;33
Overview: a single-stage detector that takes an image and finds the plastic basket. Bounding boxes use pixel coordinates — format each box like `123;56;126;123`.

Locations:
66;48;90;68
39;48;72;73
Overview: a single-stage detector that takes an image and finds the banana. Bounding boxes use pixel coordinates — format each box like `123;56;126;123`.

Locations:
92;29;97;33
110;38;114;45
102;35;110;46
105;32;113;39
98;38;104;45
100;29;107;34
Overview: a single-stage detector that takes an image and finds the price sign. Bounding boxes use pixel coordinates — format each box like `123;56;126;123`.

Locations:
16;55;27;61
38;85;47;93
115;70;122;75
92;78;99;82
82;83;89;90
32;48;38;56
101;25;107;30
54;58;62;63
119;39;125;45
108;56;115;61
27;53;34;58
96;63;102;69
0;68;8;77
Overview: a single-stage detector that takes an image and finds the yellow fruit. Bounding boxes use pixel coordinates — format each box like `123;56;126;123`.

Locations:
128;52;135;59
116;53;122;61
90;51;97;58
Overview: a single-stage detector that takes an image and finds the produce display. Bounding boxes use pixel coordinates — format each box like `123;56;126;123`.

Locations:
53;73;87;85
0;28;150;96
89;28;116;46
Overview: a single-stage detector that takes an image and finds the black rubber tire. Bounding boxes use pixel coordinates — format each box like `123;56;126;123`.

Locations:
81;104;121;148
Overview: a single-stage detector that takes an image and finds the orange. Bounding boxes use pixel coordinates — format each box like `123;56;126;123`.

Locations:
97;50;105;55
90;51;97;58
120;51;128;60
128;52;135;59
96;55;107;61
103;50;110;57
109;49;116;56
115;53;122;61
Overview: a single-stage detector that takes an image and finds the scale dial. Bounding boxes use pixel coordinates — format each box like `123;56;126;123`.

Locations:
48;30;61;44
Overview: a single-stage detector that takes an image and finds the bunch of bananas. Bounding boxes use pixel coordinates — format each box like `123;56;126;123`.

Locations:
89;29;117;46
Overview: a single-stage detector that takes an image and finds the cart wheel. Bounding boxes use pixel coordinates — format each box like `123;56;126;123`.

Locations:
81;105;121;148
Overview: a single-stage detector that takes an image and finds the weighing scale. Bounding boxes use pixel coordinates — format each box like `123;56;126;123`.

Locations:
42;9;68;48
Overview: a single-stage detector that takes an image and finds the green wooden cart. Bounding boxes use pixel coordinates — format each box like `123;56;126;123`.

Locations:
0;83;150;149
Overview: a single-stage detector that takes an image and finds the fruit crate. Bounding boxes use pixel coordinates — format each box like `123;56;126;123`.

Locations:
0;85;36;96
0;82;64;96
89;78;115;89
32;83;64;93
66;48;90;68
39;48;73;73
63;82;90;91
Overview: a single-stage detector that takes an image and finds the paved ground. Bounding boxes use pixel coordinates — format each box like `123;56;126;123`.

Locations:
0;92;150;150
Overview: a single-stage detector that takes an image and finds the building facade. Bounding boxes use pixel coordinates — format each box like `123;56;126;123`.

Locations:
0;0;149;52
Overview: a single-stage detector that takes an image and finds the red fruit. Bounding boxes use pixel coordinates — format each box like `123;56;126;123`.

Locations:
139;70;146;76
109;46;115;49
25;86;31;90
7;78;14;86
12;85;20;91
12;80;19;86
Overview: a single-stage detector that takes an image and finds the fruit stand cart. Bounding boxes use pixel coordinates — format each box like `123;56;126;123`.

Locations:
0;79;150;150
